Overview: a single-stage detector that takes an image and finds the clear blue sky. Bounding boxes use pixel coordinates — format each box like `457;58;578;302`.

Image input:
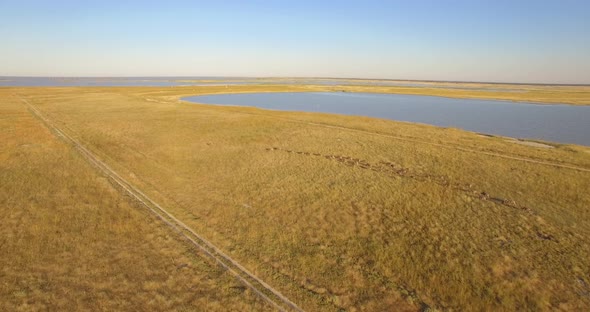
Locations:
1;0;589;83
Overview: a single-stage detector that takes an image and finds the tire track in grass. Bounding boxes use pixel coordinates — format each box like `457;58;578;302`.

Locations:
17;95;304;312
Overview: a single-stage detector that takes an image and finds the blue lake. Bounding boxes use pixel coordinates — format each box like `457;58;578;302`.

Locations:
183;92;590;146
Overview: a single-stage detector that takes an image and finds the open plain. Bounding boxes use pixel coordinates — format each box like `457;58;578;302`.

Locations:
2;83;590;311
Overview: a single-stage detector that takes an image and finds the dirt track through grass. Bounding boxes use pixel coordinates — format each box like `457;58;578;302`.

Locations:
4;86;589;311
17;95;303;312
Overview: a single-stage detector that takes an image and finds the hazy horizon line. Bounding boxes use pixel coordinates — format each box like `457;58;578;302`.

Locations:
1;75;589;86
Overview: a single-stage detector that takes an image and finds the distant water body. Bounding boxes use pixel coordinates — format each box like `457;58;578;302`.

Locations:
0;77;344;87
0;77;527;91
0;77;241;87
183;92;590;146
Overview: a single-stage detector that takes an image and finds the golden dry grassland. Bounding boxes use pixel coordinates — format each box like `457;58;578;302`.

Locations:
1;84;590;311
327;84;590;106
0;93;272;311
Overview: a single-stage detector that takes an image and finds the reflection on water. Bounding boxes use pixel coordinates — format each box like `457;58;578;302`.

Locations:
183;92;590;146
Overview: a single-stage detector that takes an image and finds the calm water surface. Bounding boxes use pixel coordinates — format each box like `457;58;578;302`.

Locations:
183;92;590;146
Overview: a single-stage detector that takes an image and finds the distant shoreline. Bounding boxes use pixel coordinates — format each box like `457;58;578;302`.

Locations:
0;76;588;87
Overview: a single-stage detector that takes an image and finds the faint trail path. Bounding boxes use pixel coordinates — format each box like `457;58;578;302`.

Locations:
301;121;590;173
17;95;303;312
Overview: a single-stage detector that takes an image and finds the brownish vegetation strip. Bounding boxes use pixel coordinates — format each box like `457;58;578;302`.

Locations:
19;96;303;312
298;121;590;173
268;147;562;245
266;147;545;221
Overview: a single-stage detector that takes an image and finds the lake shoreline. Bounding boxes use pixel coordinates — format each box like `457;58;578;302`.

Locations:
2;77;589;105
183;91;590;146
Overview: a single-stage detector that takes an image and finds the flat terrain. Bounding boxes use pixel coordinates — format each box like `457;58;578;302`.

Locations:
0;92;272;311
328;83;590;106
1;84;590;311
